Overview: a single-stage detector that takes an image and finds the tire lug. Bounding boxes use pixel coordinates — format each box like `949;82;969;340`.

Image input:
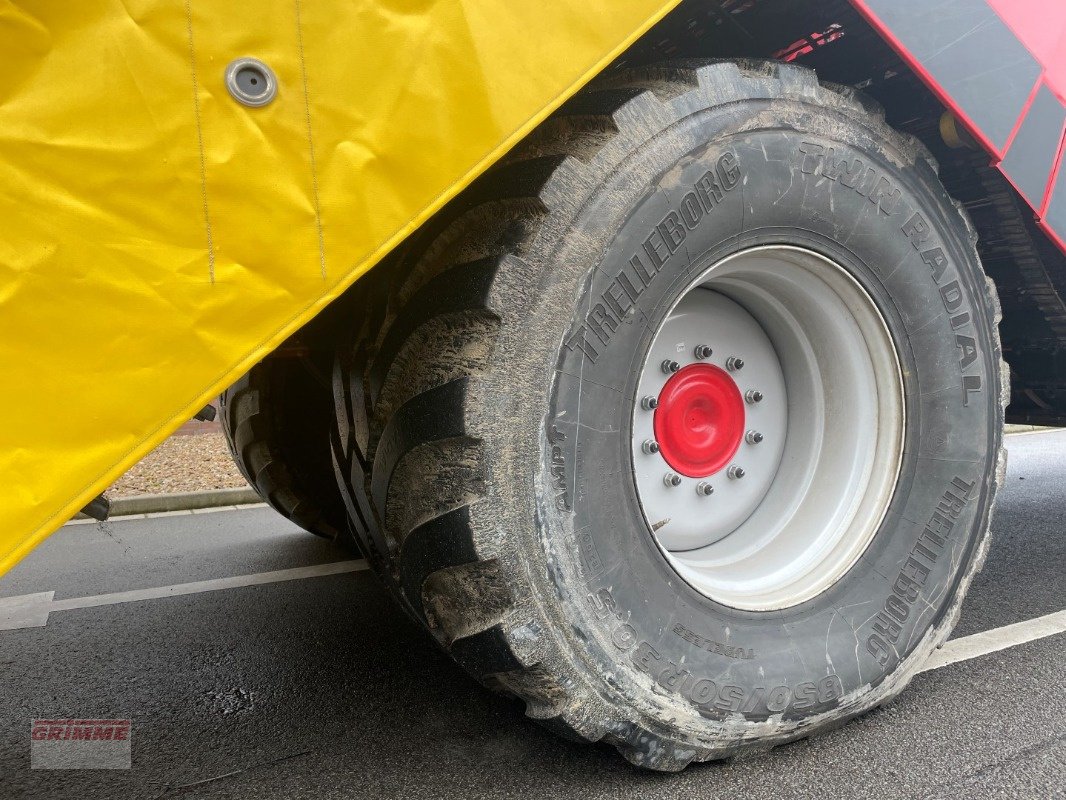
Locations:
727;465;745;479
726;356;744;371
663;473;682;488
661;359;681;374
641;439;660;455
745;430;764;444
641;396;659;410
696;481;714;497
693;344;713;360
745;389;764;404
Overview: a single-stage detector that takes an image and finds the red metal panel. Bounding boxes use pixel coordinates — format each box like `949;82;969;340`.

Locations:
986;0;1066;103
985;1;1066;231
850;0;1066;256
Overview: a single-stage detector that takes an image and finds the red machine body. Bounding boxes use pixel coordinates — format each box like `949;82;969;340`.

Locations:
852;0;1066;254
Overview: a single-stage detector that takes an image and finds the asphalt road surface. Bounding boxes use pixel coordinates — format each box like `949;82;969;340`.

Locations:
1;431;1064;799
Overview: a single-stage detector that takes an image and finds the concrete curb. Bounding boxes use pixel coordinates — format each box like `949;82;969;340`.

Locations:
77;487;262;519
77;425;1060;520
1004;424;1060;435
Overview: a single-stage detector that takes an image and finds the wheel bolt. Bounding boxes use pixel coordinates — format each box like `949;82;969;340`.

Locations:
696;481;714;497
746;430;764;444
664;473;682;488
661;359;681;374
641;396;659;410
694;344;713;360
641;439;660;455
745;389;764;404
726;356;744;372
728;465;745;480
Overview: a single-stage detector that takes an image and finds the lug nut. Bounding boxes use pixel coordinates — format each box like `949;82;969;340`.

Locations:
696;481;714;497
728;465;746;480
694;344;713;360
641;439;660;455
661;359;681;374
746;430;764;444
726;356;744;372
641;396;659;410
745;389;764;404
664;473;682;487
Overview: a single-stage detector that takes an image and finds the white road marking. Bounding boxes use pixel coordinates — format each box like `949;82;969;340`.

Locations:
2;558;1062;676
920;609;1066;672
0;591;55;630
0;560;368;631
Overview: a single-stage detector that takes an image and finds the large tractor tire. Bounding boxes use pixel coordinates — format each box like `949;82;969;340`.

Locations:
220;356;350;544
331;60;1006;769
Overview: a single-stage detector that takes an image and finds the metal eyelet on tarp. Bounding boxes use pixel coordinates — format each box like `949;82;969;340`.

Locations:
224;58;278;108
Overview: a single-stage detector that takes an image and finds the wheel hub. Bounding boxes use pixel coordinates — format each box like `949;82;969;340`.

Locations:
654;364;744;478
631;289;787;553
629;246;904;610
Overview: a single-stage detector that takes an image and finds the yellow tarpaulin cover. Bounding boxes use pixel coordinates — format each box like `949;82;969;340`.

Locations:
0;0;680;576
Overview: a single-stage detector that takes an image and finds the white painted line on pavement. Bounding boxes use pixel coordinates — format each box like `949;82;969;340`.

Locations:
920;609;1066;672
1005;428;1065;437
0;559;368;631
3;558;1062;675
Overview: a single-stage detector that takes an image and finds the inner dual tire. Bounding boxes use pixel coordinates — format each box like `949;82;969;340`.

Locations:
220;355;349;544
332;60;1005;769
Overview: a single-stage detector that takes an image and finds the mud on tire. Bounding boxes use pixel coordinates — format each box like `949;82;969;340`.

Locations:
331;60;1006;769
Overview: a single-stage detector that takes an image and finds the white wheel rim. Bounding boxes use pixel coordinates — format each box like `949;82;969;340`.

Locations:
630;246;905;611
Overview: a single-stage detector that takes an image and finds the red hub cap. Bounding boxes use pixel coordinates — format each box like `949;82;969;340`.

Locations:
654;364;745;477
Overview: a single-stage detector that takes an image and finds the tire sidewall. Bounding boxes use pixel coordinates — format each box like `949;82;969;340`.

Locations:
497;94;1000;735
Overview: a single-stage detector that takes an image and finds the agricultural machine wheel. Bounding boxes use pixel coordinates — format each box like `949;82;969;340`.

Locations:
221;355;350;545
331;60;1005;769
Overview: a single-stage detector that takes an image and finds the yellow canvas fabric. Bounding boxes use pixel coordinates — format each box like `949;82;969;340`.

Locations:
0;0;679;575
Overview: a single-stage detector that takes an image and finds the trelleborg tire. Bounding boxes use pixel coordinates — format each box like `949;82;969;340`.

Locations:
220;356;350;544
331;60;1006;769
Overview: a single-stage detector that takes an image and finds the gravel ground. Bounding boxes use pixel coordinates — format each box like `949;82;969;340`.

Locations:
109;432;249;497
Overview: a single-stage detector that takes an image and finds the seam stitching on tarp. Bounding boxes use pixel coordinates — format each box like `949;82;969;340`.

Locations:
184;0;216;283
295;0;327;280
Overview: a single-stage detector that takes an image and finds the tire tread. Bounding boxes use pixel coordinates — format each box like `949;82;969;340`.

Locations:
331;59;1007;770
